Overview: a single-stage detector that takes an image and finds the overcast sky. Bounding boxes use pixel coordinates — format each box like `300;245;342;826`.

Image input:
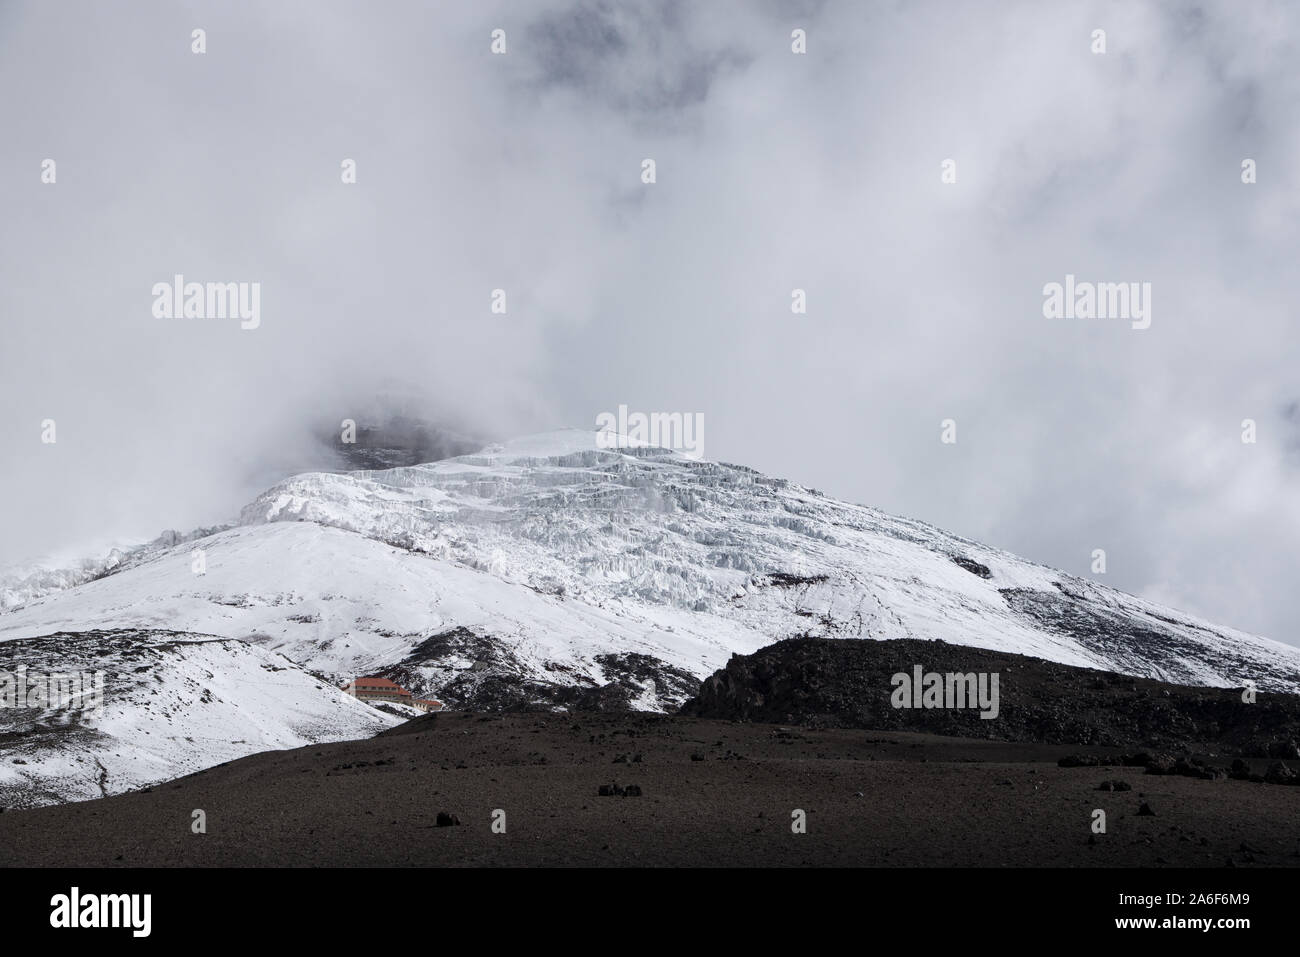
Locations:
1;0;1297;647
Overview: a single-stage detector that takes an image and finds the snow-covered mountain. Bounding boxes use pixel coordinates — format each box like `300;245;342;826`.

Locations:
0;629;397;808
2;428;1297;804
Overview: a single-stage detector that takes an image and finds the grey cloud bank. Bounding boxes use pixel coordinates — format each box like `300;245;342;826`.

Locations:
0;0;1296;647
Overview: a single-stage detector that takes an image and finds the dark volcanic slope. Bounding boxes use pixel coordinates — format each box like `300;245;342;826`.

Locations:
2;712;1299;868
683;638;1300;754
4;638;1300;867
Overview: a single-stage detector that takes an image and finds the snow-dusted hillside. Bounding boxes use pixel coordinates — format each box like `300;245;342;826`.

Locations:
0;629;397;808
0;520;745;712
2;428;1298;805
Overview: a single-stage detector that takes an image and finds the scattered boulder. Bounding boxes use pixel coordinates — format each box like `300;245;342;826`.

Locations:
1059;754;1101;768
1121;752;1176;773
951;556;992;579
435;811;461;827
1264;762;1298;785
1145;756;1223;780
597;782;643;797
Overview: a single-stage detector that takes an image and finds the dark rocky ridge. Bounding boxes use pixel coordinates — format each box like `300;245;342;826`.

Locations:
376;627;698;712
682;637;1300;754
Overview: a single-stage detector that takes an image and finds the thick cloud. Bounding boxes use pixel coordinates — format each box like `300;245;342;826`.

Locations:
1;0;1296;646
